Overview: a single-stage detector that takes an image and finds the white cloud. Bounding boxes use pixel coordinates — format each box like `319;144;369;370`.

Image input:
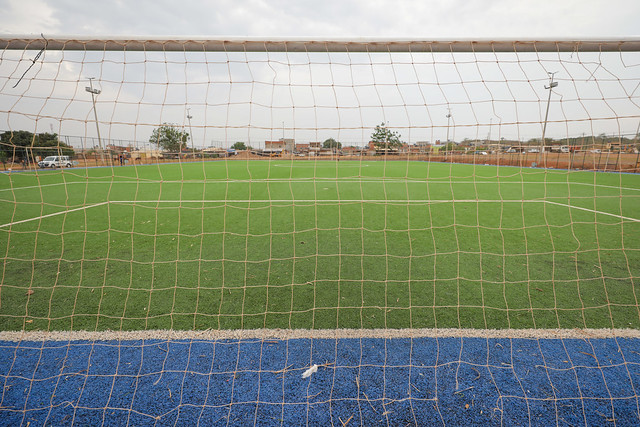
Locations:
2;0;638;38
1;0;60;34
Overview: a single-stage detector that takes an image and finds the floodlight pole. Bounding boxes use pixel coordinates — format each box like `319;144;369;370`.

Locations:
487;118;493;144
187;108;194;158
85;78;105;164
446;108;452;143
540;72;558;166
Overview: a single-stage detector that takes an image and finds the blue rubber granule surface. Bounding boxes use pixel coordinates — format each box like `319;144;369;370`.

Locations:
1;337;640;425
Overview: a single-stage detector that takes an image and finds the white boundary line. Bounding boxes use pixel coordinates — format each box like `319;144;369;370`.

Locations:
0;202;108;228
1;328;640;342
271;163;370;167
3;199;638;228
109;199;538;203
545;200;640;222
2;179;640;192
112;199;640;222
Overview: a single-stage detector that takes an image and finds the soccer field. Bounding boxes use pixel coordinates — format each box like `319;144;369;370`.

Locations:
2;159;639;333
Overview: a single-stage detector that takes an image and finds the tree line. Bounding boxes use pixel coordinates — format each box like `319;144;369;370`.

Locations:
149;122;404;152
0;122;404;164
0;130;74;164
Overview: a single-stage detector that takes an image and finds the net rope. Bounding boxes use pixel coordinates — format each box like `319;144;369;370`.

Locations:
0;38;639;425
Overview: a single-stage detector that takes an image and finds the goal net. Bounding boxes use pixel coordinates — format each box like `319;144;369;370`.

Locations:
1;36;640;425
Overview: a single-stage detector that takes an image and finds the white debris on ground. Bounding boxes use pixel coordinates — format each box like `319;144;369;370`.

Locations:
301;364;318;378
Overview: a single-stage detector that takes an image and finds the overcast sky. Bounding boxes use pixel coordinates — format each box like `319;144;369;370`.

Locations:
1;0;639;148
2;0;639;40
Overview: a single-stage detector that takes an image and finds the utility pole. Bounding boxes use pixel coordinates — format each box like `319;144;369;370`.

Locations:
85;78;105;164
487;118;493;144
187;108;194;158
446;108;452;143
540;72;558;166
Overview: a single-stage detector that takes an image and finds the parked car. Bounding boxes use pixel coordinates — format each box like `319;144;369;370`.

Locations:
474;151;488;155
38;155;72;168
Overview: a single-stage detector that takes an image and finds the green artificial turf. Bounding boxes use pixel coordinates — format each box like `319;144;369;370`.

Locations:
1;160;639;331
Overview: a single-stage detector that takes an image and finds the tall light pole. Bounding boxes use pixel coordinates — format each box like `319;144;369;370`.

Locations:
85;78;105;164
187;108;194;158
487;118;493;144
446;108;452;143
540;72;558;165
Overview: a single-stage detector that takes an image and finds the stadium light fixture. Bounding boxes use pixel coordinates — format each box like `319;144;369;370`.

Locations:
85;77;105;164
446;108;452;143
540;71;558;164
187;108;194;156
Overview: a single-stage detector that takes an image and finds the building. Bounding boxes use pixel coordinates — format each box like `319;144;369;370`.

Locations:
264;140;285;151
202;147;228;157
293;141;327;156
309;142;321;152
368;141;400;155
280;138;295;153
295;143;309;153
130;149;163;160
264;138;295;154
106;144;131;153
341;146;365;156
415;141;436;153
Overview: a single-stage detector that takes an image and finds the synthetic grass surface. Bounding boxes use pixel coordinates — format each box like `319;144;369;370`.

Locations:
1;160;639;331
2;336;640;426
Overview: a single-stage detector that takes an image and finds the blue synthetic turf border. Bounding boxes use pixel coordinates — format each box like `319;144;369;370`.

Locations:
1;336;640;426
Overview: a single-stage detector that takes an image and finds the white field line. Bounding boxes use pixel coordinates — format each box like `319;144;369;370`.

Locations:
0;182;64;192
109;199;538;204
572;182;640;192
2;199;638;228
112;199;640;222
545;200;640;223
0;180;125;193
2;328;640;342
0;202;108;228
2;179;640;192
271;163;370;167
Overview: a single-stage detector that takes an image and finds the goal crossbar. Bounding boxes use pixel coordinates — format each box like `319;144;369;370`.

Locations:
2;36;640;52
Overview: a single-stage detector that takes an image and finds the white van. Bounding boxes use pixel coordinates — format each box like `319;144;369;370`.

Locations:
551;145;570;153
38;155;72;168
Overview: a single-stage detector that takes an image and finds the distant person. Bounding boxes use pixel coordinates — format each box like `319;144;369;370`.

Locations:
119;154;124;166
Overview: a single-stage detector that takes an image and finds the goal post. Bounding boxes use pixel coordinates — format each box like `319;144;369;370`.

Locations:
1;36;640;425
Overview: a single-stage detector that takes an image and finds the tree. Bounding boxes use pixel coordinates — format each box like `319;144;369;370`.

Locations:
232;141;247;150
0;130;74;162
322;138;342;150
370;122;402;148
149;124;188;152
